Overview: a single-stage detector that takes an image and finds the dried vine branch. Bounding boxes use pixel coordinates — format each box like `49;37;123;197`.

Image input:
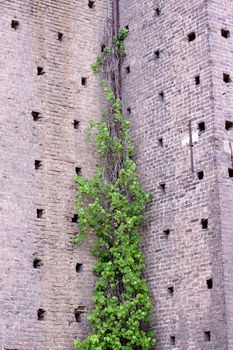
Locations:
74;18;155;350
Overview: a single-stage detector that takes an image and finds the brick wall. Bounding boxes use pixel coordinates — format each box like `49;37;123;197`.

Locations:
120;0;228;348
1;0;233;349
208;0;233;348
0;1;111;349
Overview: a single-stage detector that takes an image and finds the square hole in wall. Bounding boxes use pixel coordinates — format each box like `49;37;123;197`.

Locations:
125;66;131;74
201;218;208;229
58;32;63;41
35;160;42;170
155;8;161;16
223;73;231;83
33;258;43;269
160;182;166;192
11;20;19;30
125;25;129;30
170;336;176;345
37;209;44;218
167;286;174;295
127;107;131;115
37;308;46;320
74;311;82;322
76;263;83;273
81;77;87;86
206;278;213;289
188;32;196;42
31;111;42;121
37;67;45;76
221;28;230;38
164;229;170;237
225;120;233;131
195;75;200;85
101;44;106;52
197;171;204;180
75;167;81;175
158;138;163;146
228;168;233;177
72;214;78;223
88;0;95;8
74;306;86;322
198;121;206;135
204;331;211;341
154;50;160;59
73;120;80;129
159;91;164;101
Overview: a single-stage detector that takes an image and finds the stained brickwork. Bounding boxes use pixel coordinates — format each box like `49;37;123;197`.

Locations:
0;1;111;349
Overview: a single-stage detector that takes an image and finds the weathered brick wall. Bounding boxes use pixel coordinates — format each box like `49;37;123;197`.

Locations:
120;0;228;348
208;0;233;348
1;0;233;349
0;1;111;349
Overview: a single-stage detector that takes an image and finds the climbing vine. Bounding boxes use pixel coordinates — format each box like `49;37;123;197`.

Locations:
74;21;155;350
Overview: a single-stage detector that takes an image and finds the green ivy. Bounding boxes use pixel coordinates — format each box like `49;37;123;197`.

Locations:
74;27;155;350
114;28;129;55
92;47;110;74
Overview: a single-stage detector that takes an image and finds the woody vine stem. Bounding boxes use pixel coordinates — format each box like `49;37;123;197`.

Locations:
74;3;155;349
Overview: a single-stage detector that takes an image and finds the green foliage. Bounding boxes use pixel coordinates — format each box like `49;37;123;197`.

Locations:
92;28;129;75
92;47;110;74
92;56;103;75
114;28;129;55
74;27;155;350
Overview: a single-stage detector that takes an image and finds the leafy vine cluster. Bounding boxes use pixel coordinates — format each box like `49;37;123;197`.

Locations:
74;22;155;350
